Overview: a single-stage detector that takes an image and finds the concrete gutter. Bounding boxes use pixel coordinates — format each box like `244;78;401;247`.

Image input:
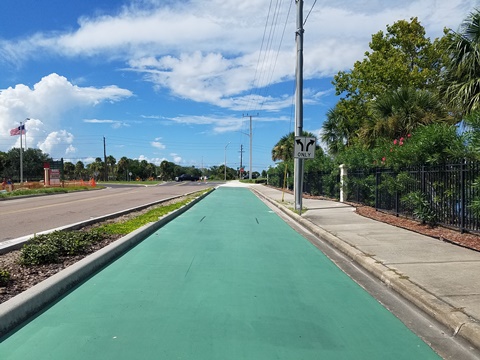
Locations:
251;187;480;351
0;188;214;338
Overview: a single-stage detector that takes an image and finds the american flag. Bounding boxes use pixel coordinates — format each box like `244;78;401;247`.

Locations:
10;125;25;136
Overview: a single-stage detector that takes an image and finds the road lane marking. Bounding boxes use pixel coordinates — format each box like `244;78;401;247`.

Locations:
0;189;143;215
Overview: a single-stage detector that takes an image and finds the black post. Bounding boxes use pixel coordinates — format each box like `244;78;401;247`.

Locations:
461;161;466;233
395;171;399;217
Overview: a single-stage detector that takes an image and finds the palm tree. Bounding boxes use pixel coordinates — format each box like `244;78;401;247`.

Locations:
321;107;354;155
117;157;129;181
159;160;175;181
320;97;369;154
106;155;116;180
443;9;480;116
74;161;85;179
272;133;294;162
364;87;452;141
272;131;318;162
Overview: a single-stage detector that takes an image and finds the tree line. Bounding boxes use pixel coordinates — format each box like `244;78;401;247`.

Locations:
269;10;480;183
0;149;261;183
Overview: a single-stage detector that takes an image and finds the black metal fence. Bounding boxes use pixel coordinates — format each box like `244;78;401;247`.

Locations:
269;161;480;233
345;162;480;233
268;167;340;200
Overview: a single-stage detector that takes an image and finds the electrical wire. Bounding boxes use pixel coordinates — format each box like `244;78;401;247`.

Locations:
303;0;318;26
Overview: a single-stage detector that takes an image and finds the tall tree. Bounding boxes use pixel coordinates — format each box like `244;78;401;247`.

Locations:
74;161;86;179
442;9;480;116
3;148;51;181
106;155;116;180
0;151;9;178
88;158;104;180
22;148;52;180
272;133;295;162
363;87;454;142
329;18;448;150
334;18;445;101
64;162;75;180
321;100;364;155
117;157;130;180
159;160;175;181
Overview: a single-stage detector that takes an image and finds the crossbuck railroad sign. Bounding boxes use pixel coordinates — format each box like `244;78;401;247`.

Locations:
294;136;316;159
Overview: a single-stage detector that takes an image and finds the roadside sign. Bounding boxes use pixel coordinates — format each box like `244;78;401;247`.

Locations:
294;136;316;159
50;169;61;185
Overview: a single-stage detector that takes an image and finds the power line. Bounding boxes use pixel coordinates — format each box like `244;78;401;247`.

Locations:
244;0;293;114
303;0;318;25
244;0;274;113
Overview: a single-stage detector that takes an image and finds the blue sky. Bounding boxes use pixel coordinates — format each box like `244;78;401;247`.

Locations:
0;0;477;173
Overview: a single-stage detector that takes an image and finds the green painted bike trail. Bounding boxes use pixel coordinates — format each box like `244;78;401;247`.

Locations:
0;187;440;359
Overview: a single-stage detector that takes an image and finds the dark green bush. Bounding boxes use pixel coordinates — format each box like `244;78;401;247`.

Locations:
20;240;59;266
402;191;437;226
0;269;10;286
19;230;105;266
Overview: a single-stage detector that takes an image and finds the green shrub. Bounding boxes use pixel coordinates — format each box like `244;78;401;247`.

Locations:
402;191;437;226
20;240;60;266
19;230;106;265
0;269;10;286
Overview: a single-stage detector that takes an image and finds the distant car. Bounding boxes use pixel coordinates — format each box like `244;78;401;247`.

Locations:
175;174;200;182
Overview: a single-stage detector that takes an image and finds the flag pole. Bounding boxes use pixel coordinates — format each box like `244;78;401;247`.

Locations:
24;118;28;150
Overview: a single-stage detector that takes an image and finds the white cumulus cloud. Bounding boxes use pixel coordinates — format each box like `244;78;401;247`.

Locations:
0;74;133;156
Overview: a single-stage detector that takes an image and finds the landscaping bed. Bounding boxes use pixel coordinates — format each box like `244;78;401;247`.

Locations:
0;192;204;304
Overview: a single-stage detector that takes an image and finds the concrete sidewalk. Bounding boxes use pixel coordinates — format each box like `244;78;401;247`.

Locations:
250;184;480;351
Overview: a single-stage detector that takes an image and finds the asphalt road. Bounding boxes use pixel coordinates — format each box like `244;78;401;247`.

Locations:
0;182;213;244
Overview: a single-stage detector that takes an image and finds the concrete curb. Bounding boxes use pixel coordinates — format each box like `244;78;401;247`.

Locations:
0;189;206;254
251;187;480;351
0;188;214;338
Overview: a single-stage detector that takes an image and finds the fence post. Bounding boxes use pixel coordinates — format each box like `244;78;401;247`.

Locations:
421;165;426;194
375;168;380;210
395;171;399;217
461;162;466;233
339;164;347;203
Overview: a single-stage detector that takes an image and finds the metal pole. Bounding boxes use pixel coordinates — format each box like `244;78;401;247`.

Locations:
25;118;29;150
224;142;231;181
294;0;304;214
243;114;258;180
20;122;23;183
249;116;253;180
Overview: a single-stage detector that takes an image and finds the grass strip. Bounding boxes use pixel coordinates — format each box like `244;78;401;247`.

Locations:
0;186;97;198
96;190;210;235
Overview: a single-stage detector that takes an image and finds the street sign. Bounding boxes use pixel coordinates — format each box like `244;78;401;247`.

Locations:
294;136;316;159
